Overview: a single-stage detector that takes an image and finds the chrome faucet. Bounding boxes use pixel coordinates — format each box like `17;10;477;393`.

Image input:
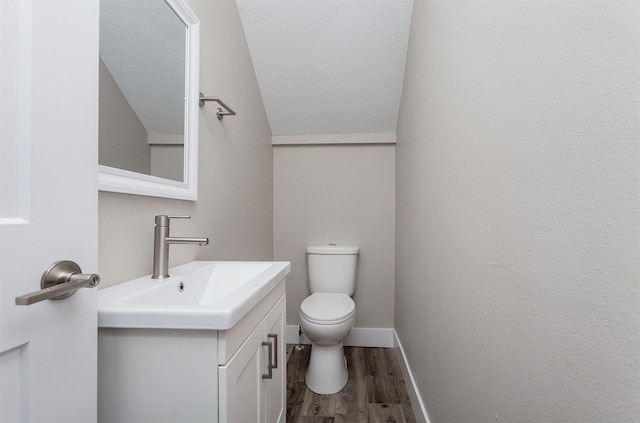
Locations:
152;215;209;279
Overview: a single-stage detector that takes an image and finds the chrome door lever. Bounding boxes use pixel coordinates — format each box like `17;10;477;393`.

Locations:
15;260;100;306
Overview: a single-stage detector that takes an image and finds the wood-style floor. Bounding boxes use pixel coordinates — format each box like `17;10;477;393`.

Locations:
286;345;416;423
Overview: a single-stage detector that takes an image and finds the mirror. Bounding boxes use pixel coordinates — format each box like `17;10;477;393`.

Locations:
98;0;199;200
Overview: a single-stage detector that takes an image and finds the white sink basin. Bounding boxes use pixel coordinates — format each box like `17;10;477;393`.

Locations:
98;261;290;330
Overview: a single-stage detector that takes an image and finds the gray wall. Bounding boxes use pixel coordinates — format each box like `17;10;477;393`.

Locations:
274;142;395;328
395;1;639;422
99;58;150;175
99;0;273;288
151;145;184;182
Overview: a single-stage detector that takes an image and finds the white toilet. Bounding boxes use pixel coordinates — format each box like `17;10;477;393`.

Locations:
299;244;359;395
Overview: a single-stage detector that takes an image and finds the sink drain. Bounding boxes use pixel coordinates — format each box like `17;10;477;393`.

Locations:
178;282;185;292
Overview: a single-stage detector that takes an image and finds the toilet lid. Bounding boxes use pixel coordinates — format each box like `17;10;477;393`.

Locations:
300;293;355;325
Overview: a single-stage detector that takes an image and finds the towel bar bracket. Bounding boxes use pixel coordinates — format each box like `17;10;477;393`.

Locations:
199;92;236;120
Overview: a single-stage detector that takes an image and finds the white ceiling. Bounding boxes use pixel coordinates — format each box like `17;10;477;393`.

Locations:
100;0;186;136
236;0;414;137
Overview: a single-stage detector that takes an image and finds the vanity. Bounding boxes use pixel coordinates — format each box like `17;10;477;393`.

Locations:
97;261;290;423
97;0;283;419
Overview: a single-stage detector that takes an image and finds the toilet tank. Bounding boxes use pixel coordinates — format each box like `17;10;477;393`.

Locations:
306;244;359;295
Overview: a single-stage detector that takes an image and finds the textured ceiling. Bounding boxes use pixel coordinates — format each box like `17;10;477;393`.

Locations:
236;0;414;136
100;0;186;135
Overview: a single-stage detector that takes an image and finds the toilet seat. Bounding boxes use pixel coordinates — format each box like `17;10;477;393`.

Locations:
300;293;355;325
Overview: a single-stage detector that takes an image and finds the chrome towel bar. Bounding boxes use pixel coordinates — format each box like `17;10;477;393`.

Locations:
199;92;237;120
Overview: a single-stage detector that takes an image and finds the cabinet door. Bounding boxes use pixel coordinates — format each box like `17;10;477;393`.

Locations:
264;295;286;423
219;324;265;423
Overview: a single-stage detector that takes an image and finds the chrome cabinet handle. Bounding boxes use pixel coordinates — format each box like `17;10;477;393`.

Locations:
262;340;273;379
15;260;100;306
268;333;278;369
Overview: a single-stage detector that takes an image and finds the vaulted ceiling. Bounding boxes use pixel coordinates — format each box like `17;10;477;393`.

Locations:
236;0;414;137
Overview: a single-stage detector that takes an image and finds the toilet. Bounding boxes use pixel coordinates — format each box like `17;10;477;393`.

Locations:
299;244;359;395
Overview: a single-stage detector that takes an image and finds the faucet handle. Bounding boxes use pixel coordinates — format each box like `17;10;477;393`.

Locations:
154;215;191;226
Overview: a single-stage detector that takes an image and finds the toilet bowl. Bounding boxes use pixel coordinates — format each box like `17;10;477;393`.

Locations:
300;292;356;394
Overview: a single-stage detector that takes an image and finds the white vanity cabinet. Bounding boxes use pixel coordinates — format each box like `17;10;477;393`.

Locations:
218;294;285;423
98;280;286;423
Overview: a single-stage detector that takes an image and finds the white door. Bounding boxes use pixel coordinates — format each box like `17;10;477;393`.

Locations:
0;0;99;422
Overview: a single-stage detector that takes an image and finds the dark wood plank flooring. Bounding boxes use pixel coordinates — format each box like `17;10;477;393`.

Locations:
286;345;416;423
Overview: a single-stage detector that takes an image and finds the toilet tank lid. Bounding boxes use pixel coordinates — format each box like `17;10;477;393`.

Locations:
306;244;359;255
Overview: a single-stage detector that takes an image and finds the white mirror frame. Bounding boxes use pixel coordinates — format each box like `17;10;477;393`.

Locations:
98;0;200;201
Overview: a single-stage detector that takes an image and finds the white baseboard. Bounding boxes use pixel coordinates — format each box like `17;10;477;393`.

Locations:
393;330;430;423
285;325;394;347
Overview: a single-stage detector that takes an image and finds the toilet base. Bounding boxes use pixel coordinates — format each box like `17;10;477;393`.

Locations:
305;343;348;395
